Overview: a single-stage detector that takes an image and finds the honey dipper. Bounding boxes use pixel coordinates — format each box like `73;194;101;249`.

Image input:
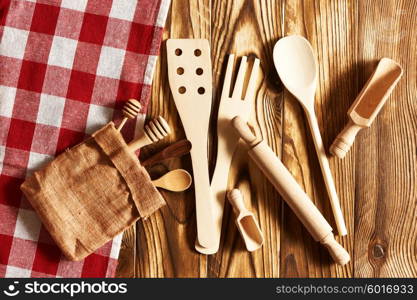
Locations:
127;116;171;151
117;99;142;131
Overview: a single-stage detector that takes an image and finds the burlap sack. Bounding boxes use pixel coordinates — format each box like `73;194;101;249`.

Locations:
21;122;165;261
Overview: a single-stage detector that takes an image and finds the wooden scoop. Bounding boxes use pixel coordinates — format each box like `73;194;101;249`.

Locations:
273;35;347;236
227;189;264;252
330;58;403;158
117;99;142;131
152;169;192;192
128;116;171;151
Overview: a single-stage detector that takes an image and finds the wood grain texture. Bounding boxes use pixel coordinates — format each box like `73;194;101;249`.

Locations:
353;0;417;277
116;0;417;278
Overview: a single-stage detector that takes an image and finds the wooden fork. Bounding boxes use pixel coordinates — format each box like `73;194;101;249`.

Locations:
196;55;260;254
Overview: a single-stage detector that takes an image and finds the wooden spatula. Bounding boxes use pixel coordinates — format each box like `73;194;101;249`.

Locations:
166;39;216;248
330;58;403;158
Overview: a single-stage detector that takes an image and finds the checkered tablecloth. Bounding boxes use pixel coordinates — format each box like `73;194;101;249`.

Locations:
0;0;170;277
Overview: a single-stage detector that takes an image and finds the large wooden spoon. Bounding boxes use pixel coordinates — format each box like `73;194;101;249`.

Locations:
273;35;347;236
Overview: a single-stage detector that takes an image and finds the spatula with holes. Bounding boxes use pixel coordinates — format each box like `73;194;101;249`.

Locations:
166;39;216;249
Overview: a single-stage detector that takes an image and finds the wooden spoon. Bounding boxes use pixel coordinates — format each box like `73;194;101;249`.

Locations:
141;139;192;167
152;169;192;192
273;35;347;236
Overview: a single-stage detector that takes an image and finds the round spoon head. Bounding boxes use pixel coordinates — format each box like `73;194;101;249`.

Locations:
152;169;192;192
273;35;318;107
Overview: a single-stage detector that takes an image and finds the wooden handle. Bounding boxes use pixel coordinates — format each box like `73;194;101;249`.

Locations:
189;140;217;248
232;116;350;264
305;111;347;236
329;119;363;159
227;189;248;215
320;233;351;265
141;139;192;167
231;117;259;147
127;134;152;151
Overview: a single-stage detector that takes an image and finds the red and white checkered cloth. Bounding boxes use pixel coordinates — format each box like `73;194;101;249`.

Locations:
0;0;170;277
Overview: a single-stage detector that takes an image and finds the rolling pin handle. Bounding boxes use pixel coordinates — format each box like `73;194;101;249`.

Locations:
227;189;247;214
320;233;350;266
232;116;259;147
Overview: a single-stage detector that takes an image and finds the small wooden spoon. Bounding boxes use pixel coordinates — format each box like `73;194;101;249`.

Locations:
152;169;192;192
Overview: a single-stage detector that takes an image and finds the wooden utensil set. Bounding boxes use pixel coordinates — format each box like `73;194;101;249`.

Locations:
120;36;402;266
117;100;192;193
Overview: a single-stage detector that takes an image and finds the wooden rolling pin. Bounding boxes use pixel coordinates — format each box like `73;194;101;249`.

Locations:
330;58;403;158
232;116;350;265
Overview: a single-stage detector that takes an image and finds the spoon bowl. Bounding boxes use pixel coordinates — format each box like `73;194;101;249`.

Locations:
152;169;192;192
273;35;318;108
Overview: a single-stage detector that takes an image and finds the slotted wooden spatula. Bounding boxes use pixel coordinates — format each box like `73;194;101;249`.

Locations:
167;39;216;249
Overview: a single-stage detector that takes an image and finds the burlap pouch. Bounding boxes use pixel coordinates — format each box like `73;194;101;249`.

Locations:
21;122;165;261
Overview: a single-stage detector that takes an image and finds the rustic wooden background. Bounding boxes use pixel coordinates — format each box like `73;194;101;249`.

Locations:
116;0;417;277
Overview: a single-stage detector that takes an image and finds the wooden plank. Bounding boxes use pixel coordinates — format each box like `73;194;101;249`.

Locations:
116;0;417;278
280;0;355;277
209;0;284;277
353;0;417;277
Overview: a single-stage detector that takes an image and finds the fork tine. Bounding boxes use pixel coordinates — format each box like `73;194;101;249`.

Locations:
231;56;248;99
221;54;235;99
244;58;260;101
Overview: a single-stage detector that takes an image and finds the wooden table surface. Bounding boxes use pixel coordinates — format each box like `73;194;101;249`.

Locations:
116;0;417;278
